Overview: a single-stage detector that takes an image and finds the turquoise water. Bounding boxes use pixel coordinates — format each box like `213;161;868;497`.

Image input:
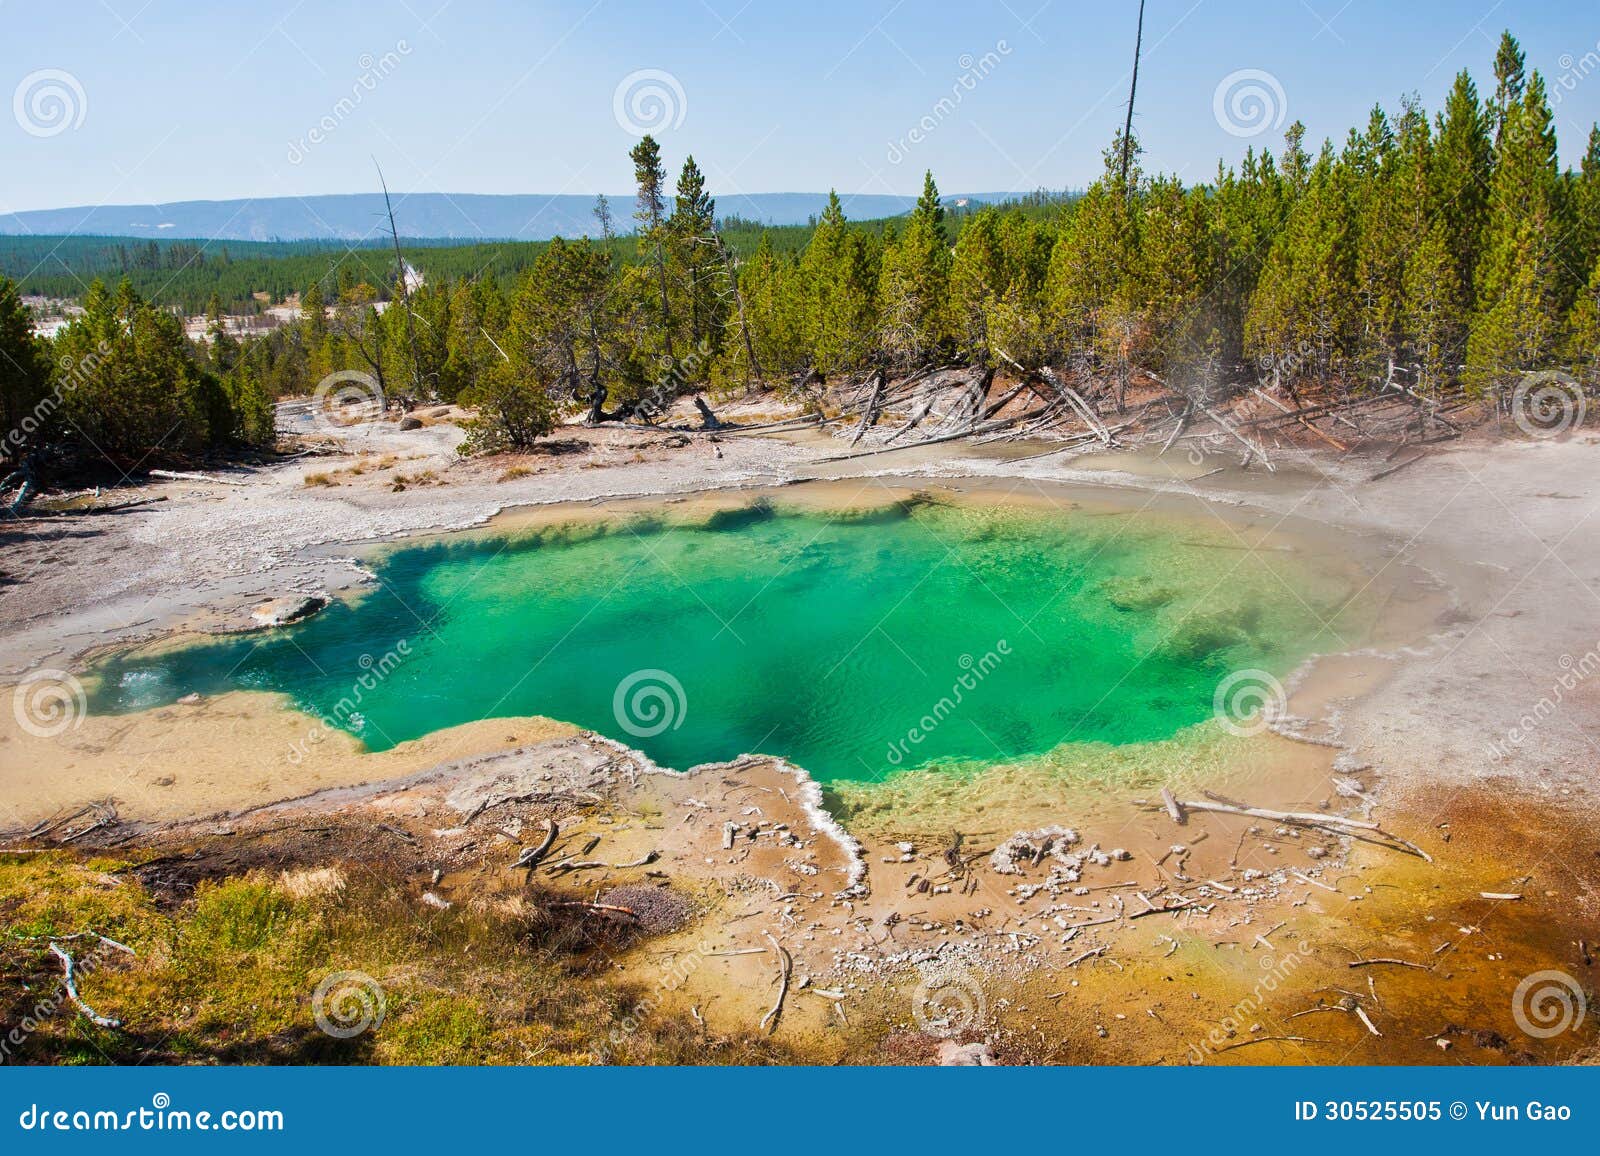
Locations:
86;497;1357;783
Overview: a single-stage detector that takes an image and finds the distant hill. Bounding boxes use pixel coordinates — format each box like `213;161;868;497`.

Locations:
0;191;1028;243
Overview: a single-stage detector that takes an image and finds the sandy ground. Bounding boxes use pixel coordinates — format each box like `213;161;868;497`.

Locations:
2;400;1597;1064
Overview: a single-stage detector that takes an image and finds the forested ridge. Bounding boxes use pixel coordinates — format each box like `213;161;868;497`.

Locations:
1;31;1596;474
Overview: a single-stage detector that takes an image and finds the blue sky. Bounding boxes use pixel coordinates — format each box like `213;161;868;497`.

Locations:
3;1;1598;213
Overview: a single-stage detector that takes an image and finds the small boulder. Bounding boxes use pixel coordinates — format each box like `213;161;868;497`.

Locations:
251;593;329;627
398;414;424;430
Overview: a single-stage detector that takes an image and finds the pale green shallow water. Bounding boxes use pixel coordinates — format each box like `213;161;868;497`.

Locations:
87;496;1362;783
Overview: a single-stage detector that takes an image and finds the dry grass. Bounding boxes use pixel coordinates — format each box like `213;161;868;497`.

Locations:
0;851;791;1066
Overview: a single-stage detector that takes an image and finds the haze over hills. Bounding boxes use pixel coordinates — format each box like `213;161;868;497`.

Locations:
0;191;1029;243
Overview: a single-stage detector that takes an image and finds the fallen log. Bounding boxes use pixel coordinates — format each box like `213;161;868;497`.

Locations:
759;933;792;1034
547;901;636;917
148;468;249;486
1249;386;1348;451
1347;957;1432;971
1172;795;1431;862
849;371;886;446
48;942;121;1029
513;819;560;872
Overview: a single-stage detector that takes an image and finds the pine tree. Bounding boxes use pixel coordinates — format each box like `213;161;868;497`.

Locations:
1430;70;1491;324
735;232;808;384
1490;31;1527;147
1568;125;1600;292
1565;255;1600;384
1468;70;1562;387
669;155;720;363
1044;139;1139;377
1245;144;1359;387
0;277;52;455
796;191;878;374
630;134;674;358
877;172;951;365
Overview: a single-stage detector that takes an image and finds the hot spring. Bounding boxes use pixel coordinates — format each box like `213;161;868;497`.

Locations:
86;491;1369;783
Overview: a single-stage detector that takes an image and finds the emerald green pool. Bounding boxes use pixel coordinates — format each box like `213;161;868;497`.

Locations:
87;495;1361;783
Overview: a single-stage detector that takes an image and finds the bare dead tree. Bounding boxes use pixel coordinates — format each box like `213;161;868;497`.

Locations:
375;160;424;403
1119;0;1146;189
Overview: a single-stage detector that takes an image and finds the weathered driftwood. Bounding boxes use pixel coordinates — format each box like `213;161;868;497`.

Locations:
1212;1034;1327;1054
514;819;560;873
149;468;250;486
48;942;121;1029
1159;404;1192;455
1169;795;1431;861
548;901;636;917
1249;386;1349;451
759;933;792;1034
849;371;886;446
